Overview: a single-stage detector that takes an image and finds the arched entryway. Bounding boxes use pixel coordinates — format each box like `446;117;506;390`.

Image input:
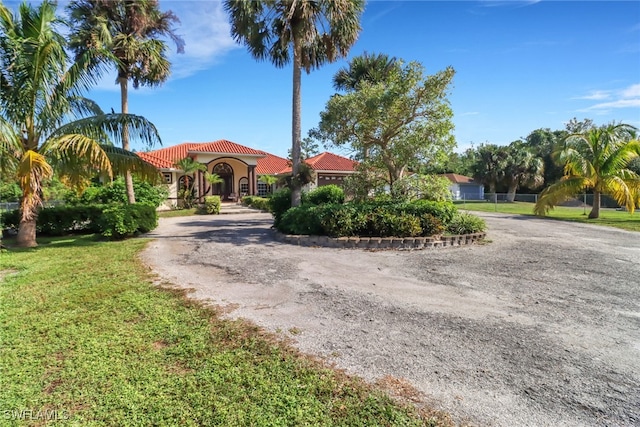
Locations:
212;162;234;200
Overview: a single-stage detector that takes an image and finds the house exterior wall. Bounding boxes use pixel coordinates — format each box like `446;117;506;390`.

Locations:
450;183;484;200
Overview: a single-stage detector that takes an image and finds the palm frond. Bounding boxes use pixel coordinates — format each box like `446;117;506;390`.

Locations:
47;113;162;151
18;150;53;221
0;117;22;179
534;176;588;216
101;145;161;184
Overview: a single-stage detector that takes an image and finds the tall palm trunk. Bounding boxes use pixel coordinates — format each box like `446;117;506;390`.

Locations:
506;181;518;202
119;76;136;204
290;39;302;207
16;216;37;247
589;190;601;219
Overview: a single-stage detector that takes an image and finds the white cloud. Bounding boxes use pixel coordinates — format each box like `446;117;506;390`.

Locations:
575;83;640;114
167;1;239;79
574;90;612;101
459;111;480;116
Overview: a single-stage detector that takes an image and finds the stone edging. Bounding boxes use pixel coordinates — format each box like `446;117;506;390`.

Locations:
273;232;486;250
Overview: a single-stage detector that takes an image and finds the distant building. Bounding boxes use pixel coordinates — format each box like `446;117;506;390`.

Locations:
440;173;484;200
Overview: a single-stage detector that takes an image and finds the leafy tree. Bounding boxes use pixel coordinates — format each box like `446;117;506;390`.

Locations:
503;141;544;202
312;60;456;186
0;1;160;247
535;123;640;218
68;0;184;204
224;0;365;207
288;136;320;160
391;174;452;202
333;51;398;92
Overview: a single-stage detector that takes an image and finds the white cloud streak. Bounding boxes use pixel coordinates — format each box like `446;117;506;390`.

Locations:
576;83;640;113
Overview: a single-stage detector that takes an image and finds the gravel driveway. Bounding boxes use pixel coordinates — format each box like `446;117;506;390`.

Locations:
142;211;639;427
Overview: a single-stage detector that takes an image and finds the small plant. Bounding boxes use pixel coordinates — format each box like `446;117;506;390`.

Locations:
447;212;486;235
204;196;221;214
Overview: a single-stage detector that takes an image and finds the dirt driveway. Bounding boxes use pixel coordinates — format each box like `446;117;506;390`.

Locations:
142;212;639;427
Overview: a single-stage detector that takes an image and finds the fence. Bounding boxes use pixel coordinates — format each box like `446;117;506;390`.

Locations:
467;193;621;210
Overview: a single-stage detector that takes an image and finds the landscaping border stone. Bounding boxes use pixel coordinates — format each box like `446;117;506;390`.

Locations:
273;231;486;250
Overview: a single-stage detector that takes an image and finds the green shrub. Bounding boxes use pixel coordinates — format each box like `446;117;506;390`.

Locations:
391;174;453;202
447;212;486;235
98;204;158;239
269;188;293;227
419;213;445;236
204;196;221;214
2;205;104;235
318;204;367;237
65;178;168;208
241;195;256;206
306;185;345;205
279;206;324;235
398;200;457;225
251;197;271;211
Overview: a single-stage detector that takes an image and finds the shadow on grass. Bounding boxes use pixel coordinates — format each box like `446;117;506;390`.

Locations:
2;233;107;251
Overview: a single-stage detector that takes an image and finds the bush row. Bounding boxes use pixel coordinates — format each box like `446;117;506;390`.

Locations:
241;196;271;212
2;204;158;239
276;200;483;238
269;185;346;227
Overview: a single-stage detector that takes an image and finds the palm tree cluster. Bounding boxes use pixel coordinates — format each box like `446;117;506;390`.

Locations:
0;1;180;247
535;123;640;218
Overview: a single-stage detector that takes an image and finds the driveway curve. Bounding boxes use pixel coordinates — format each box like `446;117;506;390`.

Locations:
142;212;640;427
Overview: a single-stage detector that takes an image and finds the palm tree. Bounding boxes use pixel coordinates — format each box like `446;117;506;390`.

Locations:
333;52;398;92
0;1;161;247
472;144;509;194
534;123;640;219
503;141;544;202
224;0;365;207
68;0;185;204
174;157;205;208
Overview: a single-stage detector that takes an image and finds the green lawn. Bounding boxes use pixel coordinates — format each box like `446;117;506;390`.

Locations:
0;236;449;426
455;201;640;232
158;208;200;218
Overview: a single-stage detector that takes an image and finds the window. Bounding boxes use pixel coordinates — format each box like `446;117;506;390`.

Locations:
239;177;249;195
178;175;191;190
257;182;270;197
163;173;172;184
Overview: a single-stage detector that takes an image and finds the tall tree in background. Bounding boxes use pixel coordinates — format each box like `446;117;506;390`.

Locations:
312;61;456;186
0;1;161;247
224;0;365;207
333;52;398;92
534;123;640;219
502;141;544;202
471;143;509;194
68;0;184;204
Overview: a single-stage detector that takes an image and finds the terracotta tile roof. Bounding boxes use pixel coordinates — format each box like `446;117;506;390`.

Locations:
137;151;175;169
143;142;195;169
305;152;358;172
188;139;266;156
256;151;290;175
441;173;477;184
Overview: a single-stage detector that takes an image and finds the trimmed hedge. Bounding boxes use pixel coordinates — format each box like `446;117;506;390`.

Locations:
2;204;158;239
306;185;345;205
204;196;221;214
241;196;271;212
277;200;459;238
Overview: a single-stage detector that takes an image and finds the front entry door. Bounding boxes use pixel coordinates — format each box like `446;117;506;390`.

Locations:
212;162;234;200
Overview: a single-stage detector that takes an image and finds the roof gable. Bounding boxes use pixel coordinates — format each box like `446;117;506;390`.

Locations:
441;173;477;184
304;152;358;172
188;139;266;156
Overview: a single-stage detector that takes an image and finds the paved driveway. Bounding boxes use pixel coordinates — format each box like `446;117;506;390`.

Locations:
142;212;640;427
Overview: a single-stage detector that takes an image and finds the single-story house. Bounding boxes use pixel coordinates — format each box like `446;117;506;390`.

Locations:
138;140;357;209
441;173;485;200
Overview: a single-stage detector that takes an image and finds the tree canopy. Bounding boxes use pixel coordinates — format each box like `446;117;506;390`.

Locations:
312;59;456;186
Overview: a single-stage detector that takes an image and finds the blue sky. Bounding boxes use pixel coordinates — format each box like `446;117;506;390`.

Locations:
8;1;640;156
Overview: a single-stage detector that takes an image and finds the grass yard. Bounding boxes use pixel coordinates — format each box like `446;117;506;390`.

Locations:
455;201;640;232
0;236;449;426
157;208;200;218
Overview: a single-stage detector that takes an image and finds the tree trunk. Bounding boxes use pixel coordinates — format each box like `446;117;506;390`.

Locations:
16;217;37;248
506;182;517;202
120;77;136;204
290;39;302;207
589;190;601;219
